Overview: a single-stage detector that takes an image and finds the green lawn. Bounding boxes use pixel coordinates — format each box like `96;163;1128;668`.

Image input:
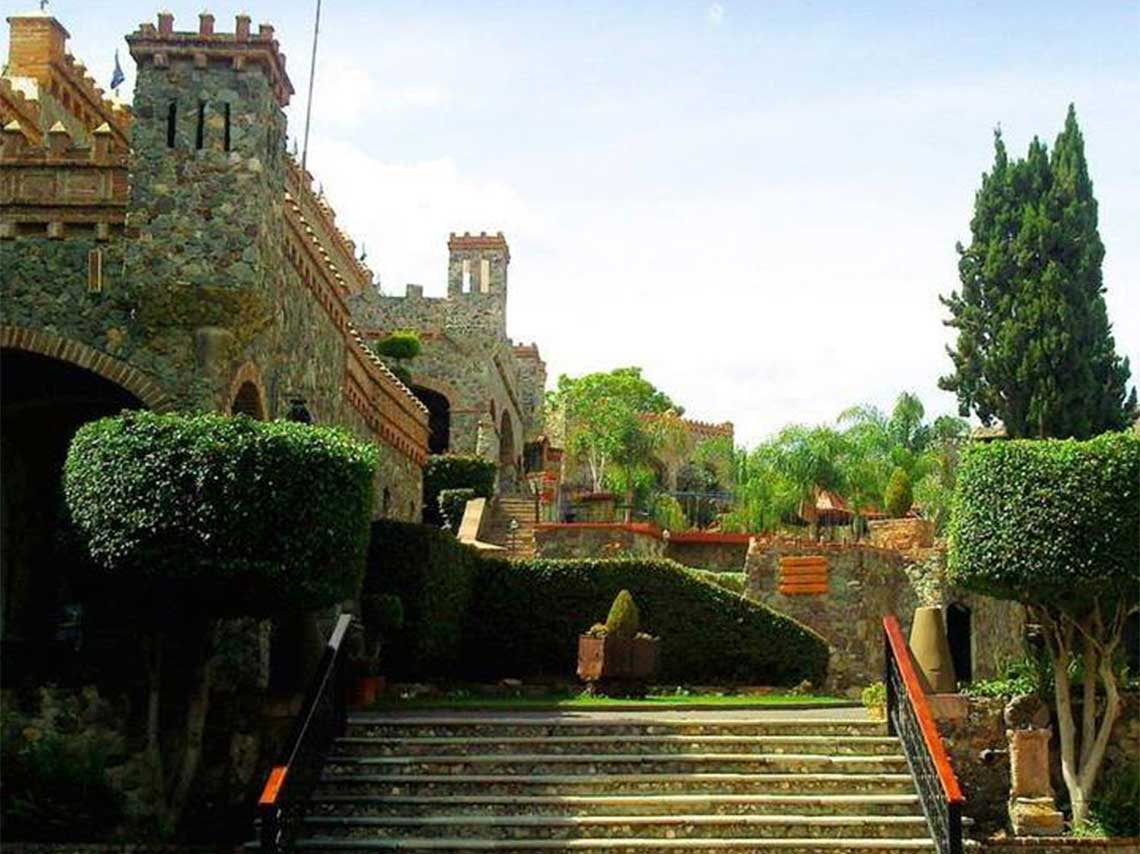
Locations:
371;690;853;711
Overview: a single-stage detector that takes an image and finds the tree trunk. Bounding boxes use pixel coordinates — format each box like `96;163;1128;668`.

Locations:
168;619;219;821
142;631;171;830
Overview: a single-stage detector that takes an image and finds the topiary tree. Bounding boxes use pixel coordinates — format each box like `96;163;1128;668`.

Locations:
605;590;641;639
63;412;377;828
948;432;1139;824
883;467;913;518
423;455;497;526
372;330;422;387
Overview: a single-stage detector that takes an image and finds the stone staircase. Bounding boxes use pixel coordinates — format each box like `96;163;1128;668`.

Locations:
286;710;936;852
484;495;539;558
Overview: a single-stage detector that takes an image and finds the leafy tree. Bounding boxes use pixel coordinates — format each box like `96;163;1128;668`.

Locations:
63;413;377;828
548;368;678;491
948;433;1139;824
883;467;913;518
940;106;1136;438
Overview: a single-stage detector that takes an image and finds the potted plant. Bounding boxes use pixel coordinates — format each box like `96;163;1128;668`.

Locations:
577;590;659;694
354;593;404;706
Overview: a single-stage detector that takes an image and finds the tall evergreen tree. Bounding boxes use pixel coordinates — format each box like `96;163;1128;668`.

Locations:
939;105;1135;438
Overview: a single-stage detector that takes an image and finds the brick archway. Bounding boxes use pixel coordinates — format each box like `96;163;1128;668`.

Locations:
0;325;173;410
226;361;267;420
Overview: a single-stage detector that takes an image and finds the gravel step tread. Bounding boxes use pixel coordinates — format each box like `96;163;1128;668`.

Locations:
310;794;921;807
326;753;904;766
304;814;929;828
291;837;935;850
347;717;875;728
320;773;915;785
336;736;899;747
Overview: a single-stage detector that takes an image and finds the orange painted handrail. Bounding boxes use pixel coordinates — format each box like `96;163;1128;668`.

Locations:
257;765;288;806
882;614;964;805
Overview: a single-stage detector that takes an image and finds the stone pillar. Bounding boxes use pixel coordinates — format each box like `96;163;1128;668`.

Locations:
1005;694;1063;836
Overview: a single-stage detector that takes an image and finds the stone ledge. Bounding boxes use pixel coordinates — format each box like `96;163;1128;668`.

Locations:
974;839;1140;853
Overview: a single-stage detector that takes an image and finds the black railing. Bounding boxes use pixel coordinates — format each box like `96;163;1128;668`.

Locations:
883;614;964;854
256;613;352;853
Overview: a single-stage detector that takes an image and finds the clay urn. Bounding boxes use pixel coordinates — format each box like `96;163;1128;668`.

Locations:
908;606;957;693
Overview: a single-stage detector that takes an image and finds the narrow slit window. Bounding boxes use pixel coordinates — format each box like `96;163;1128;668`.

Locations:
223;103;231;151
195;101;206;150
87;249;103;293
461;259;471;292
480;258;491;293
166;102;177;147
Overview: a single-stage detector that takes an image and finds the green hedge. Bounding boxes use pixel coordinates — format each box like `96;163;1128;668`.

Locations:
439;488;476;531
362;520;481;677
64;412;377;615
423;455;496;526
687;569;747;596
465;558;828;684
948;432;1140;609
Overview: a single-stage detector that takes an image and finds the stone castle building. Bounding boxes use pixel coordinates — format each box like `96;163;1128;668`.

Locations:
351;231;549;491
0;11;435;639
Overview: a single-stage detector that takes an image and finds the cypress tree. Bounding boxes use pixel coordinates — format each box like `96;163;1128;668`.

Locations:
939;105;1135;438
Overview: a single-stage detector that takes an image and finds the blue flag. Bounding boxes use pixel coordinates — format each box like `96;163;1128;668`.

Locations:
110;50;125;90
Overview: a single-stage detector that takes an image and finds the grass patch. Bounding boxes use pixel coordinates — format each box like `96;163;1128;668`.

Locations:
371;688;852;710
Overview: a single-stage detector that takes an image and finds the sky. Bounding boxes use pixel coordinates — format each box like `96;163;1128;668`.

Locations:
51;1;1140;445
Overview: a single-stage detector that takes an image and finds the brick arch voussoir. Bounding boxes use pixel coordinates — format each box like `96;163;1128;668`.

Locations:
226;361;268;419
1;325;175;411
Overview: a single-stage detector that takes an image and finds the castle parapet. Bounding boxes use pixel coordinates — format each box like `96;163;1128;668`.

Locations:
126;11;294;106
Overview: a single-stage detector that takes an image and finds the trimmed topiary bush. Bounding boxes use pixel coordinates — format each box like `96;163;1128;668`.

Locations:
362;520;481;677
604;590;641;639
423;455;496;526
883;466;913;517
63;411;377;826
438;487;477;531
948;432;1140;825
373;330;423;361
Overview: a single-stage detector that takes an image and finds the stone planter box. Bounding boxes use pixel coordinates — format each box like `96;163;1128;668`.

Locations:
577;634;659;682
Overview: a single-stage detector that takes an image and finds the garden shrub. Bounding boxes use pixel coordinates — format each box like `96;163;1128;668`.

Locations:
466;557;828;684
65;411;377;614
604;590;641;638
438;487;477;530
1086;759;1140;836
373;330;422;361
883;466;913;517
362;520;481;677
423;455;496;526
686;569;746;595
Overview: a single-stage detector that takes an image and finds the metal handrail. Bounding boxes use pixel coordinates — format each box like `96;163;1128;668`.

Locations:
256;613;353;853
883;614;964;854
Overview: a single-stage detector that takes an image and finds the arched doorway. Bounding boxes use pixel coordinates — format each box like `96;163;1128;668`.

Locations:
946;602;973;684
411;386;450;455
231;380;265;419
1;348;143;674
498;411;517;490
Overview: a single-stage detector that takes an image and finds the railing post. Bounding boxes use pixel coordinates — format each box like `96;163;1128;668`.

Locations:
884;623;897;736
333;653;348;737
948;800;963;854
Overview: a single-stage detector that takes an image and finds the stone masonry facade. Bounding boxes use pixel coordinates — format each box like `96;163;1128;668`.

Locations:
0;11;429;516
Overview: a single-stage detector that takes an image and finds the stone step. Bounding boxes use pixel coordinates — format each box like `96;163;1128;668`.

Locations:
307;793;923;818
302;813;932;841
316;772;917;797
333;735;902;757
345;717;882;740
323;753;908;777
287;837;936;852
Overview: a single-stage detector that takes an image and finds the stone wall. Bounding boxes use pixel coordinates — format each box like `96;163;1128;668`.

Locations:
534;523;666;560
867;517;935;550
665;539;749;571
745;540;919;692
940;694;1140;835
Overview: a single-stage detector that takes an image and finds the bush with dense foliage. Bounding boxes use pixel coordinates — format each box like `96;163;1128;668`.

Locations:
883;467;913;518
686;569;746;596
438;488;476;531
362;520;481;677
468;557;828;684
948;431;1140;825
604;590;641;638
368;522;827;685
63;411;377;827
423;455;496;526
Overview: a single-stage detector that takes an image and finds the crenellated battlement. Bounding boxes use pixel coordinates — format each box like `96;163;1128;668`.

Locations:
126;11;294;106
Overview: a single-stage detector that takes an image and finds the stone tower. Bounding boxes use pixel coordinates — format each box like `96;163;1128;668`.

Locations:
122;12;294;404
446;231;509;331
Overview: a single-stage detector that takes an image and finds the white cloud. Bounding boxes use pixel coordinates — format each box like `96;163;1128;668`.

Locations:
706;3;725;28
298;57;449;131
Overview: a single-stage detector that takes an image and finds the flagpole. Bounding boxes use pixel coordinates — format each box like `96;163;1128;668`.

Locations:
300;0;323;173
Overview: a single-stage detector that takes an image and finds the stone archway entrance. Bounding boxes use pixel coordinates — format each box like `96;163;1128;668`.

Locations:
412;385;451;455
1;348;143;672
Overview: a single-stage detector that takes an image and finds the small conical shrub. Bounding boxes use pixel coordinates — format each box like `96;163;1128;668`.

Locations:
884;467;914;518
605;589;641;639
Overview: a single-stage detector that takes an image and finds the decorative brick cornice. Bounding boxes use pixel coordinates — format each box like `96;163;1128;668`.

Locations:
448;230;509;262
126;12;294;107
0;325;174;410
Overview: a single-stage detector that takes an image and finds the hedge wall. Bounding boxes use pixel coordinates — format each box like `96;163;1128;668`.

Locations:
948;431;1140;610
423;455;496;526
465;558;828;684
363;520;481;677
